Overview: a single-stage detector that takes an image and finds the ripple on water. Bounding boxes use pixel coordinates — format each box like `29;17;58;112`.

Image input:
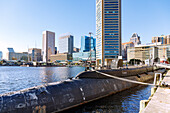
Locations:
0;67;152;113
0;66;85;94
62;84;153;113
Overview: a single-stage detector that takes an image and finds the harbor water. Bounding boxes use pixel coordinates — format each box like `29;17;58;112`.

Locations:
0;66;153;113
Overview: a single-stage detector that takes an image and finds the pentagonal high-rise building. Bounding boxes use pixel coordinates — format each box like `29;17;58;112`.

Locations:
96;0;121;67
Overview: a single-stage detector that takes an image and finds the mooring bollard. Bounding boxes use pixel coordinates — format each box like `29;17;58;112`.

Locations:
139;100;149;113
151;87;157;97
153;73;162;86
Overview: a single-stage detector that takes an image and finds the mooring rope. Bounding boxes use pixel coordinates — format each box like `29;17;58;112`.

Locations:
95;71;155;86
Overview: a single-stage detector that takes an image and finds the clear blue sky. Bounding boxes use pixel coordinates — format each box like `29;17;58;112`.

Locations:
0;0;170;58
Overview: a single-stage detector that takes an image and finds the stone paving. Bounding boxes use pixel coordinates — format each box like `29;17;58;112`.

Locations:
142;70;170;113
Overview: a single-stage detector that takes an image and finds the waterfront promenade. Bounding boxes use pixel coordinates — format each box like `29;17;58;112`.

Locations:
0;66;161;113
142;70;170;113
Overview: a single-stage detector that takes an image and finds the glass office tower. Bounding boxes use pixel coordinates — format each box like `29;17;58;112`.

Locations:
0;51;2;60
81;36;96;52
96;0;121;66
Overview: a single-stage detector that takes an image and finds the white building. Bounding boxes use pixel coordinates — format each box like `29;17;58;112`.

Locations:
6;48;29;61
28;48;42;62
58;35;73;55
127;42;164;62
42;31;55;62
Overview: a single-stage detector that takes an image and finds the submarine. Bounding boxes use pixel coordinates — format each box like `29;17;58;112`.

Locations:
0;65;166;113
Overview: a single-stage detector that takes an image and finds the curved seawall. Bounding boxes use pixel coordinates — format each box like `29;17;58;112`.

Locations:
0;66;166;113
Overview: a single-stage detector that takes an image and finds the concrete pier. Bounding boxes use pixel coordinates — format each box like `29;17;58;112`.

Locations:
142;70;170;113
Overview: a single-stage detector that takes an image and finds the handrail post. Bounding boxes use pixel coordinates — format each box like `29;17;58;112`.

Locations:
154;73;162;86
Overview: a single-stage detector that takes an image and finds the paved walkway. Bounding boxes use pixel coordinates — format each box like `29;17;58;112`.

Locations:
142;70;170;113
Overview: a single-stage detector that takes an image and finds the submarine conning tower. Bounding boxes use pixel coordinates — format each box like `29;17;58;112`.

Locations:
75;65;158;79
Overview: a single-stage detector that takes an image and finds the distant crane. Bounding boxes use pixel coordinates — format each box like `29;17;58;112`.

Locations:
85;32;93;70
85;32;93;71
88;32;93;62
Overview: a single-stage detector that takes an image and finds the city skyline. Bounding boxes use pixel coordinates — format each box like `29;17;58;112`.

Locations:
1;0;170;59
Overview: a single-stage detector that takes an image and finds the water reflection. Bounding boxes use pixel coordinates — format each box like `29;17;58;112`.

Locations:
41;67;56;83
0;66;85;94
63;84;153;113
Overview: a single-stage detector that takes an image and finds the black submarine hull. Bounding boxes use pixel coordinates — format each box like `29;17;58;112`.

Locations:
0;66;165;113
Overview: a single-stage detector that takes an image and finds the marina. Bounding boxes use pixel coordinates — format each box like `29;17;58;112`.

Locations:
0;66;166;113
0;0;170;113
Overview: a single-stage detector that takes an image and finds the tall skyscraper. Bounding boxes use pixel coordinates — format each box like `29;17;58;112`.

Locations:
0;51;2;60
130;33;141;45
58;35;73;54
96;0;121;66
73;36;96;61
81;36;96;52
42;31;55;62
